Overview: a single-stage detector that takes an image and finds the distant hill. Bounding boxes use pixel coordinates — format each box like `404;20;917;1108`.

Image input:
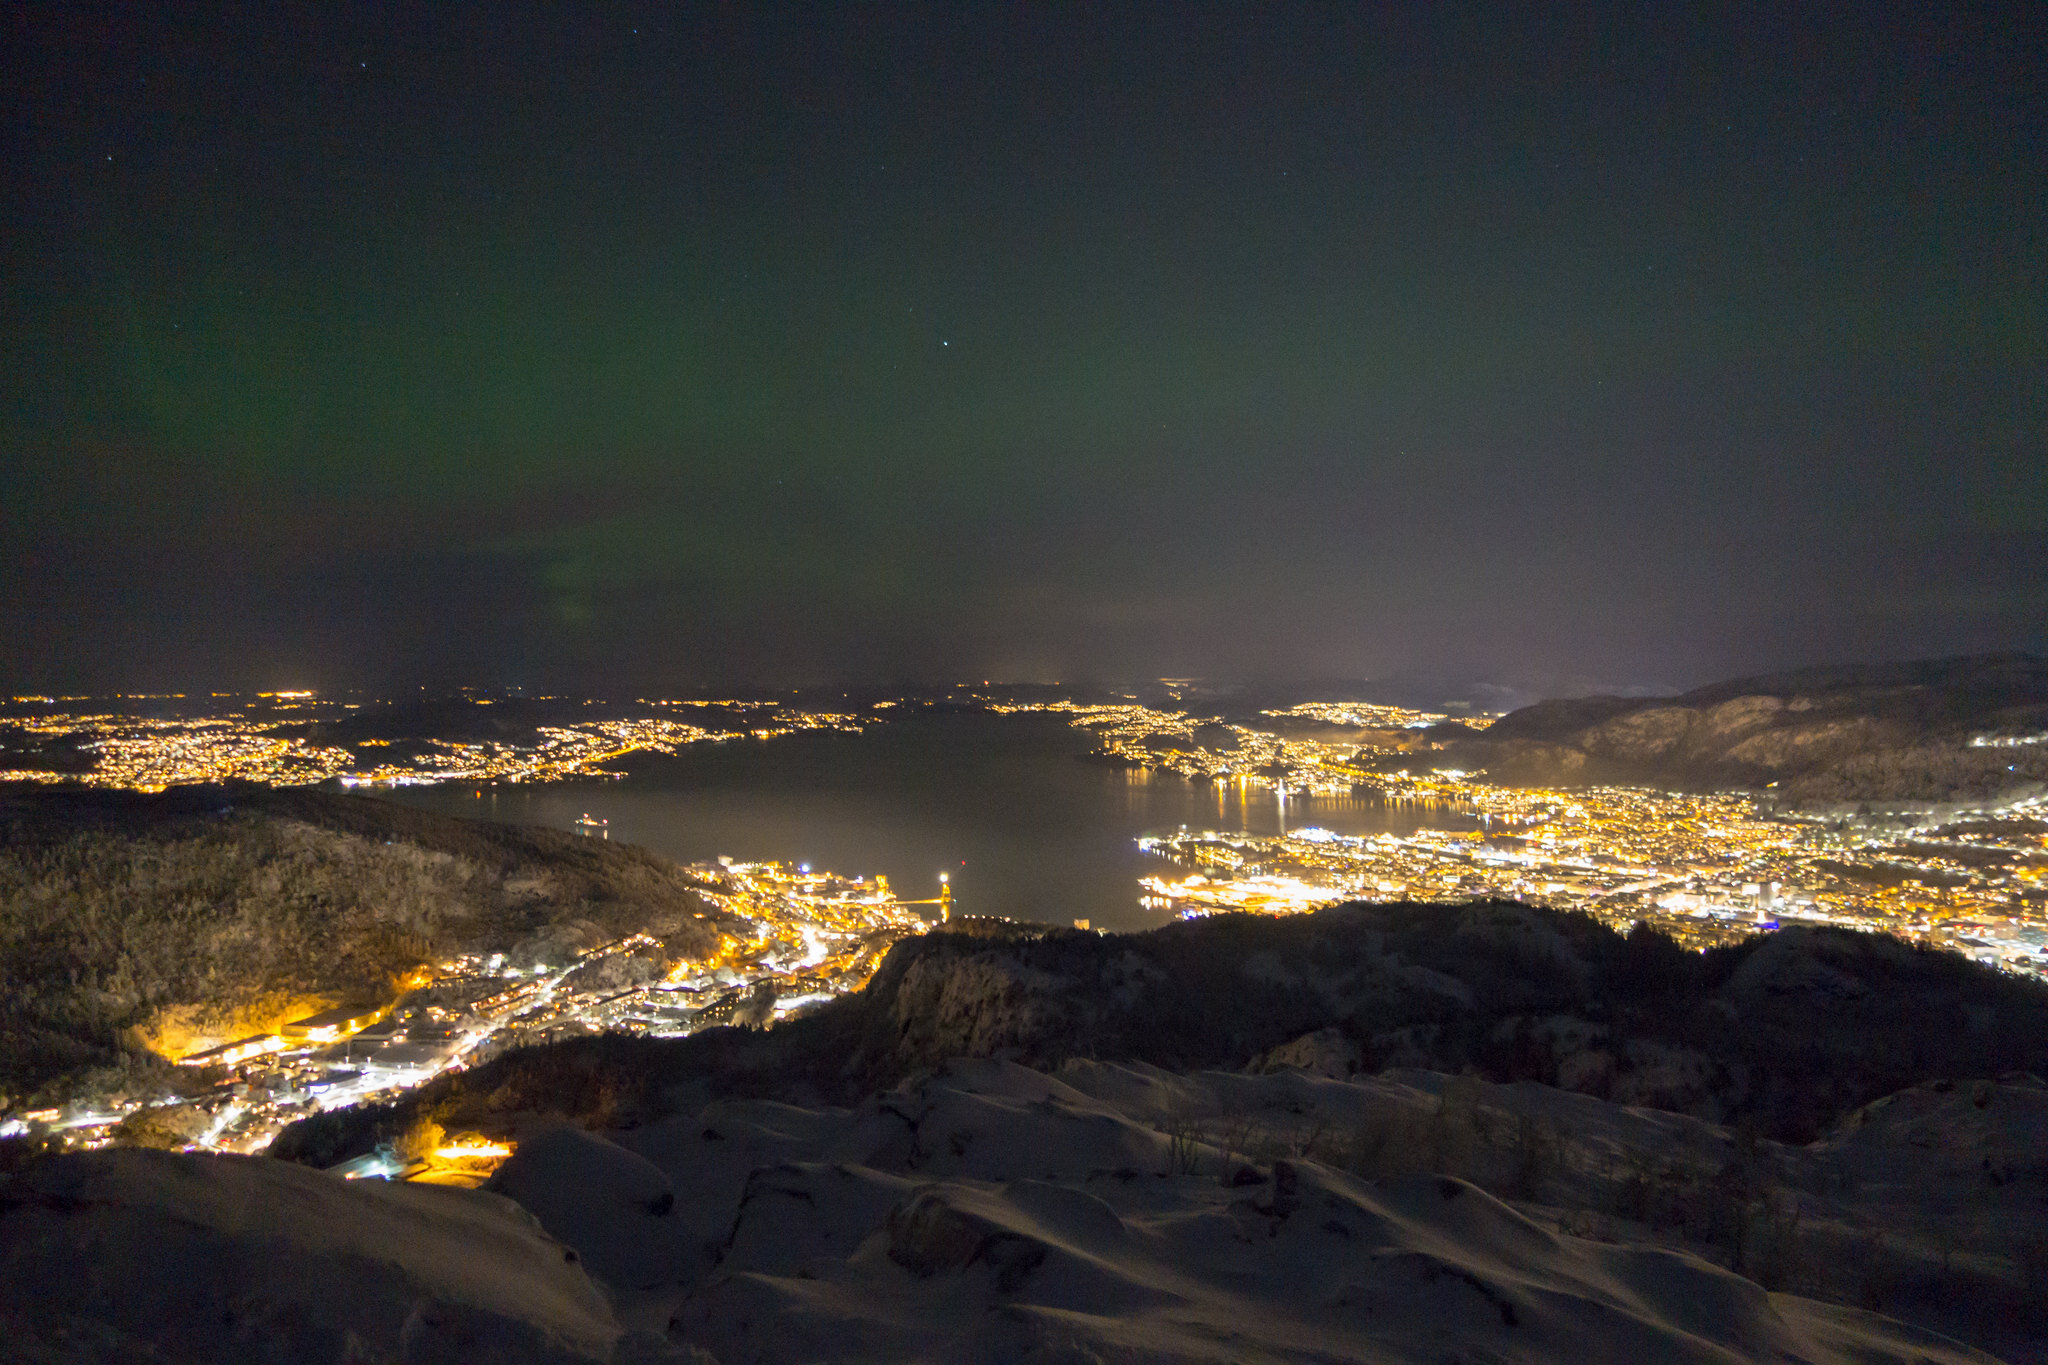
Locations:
0;784;727;1107
1418;653;2048;805
301;696;591;745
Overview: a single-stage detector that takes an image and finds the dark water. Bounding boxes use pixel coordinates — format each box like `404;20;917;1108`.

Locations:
379;712;1479;932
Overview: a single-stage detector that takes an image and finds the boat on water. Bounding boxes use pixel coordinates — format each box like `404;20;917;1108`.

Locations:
574;813;609;837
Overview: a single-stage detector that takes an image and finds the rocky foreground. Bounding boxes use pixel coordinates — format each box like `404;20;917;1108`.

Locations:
8;901;2048;1361
279;900;2048;1153
5;1057;2042;1363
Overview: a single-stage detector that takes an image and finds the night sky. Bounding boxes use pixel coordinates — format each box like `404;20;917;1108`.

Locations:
5;3;2043;695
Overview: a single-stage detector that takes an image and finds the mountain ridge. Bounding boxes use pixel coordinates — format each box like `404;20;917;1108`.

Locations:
1422;653;2048;804
274;899;2048;1163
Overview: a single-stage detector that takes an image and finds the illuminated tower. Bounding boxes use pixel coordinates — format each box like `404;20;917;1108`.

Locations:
939;873;952;923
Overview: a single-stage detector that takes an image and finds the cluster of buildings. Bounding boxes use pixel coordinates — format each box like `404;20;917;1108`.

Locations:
337;719;729;787
977;692;2047;978
1259;701;1483;730
670;858;937;1020
0;711;359;790
984;700;1371;790
4;857;935;1160
0;693;868;792
989;697;1491;796
1139;788;2048;977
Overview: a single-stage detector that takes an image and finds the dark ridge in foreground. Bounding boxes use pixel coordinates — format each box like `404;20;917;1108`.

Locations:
275;900;2048;1166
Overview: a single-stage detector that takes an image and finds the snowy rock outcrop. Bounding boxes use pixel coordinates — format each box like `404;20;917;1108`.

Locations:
1249;1026;1362;1079
8;1062;2035;1362
484;1123;695;1293
634;1061;2004;1364
0;1147;654;1363
513;1059;2010;1364
275;897;2048;1162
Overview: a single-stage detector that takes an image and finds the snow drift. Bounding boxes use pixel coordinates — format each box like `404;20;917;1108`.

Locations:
4;1060;2026;1362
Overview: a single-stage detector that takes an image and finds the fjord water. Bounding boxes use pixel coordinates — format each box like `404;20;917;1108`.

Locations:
380;712;1479;932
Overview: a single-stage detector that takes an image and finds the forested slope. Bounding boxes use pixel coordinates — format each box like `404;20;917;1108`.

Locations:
0;784;722;1106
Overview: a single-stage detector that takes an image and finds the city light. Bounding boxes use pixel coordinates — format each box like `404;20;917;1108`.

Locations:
7;687;2044;1166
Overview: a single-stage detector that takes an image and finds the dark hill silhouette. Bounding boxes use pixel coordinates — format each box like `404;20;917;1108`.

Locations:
303;696;580;745
275;899;2048;1168
1429;653;2048;803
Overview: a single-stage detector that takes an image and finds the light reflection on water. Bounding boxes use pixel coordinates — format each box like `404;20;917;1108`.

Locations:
380;712;1480;932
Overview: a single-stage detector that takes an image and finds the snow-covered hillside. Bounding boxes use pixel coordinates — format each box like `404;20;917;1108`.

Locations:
0;1145;651;1362
9;1057;2032;1362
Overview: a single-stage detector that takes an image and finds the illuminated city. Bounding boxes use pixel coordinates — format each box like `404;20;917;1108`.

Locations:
6;688;2043;986
7;5;2045;1356
0;694;866;791
4;682;2044;1165
958;695;2044;975
1;855;933;1160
